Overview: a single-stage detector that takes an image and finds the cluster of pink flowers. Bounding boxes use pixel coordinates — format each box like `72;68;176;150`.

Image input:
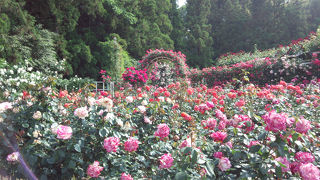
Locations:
299;163;320;180
159;153;174;169
122;67;149;84
104;137;120;153
124;137;140;152
202;118;217;130
179;138;192;149
74;107;89;119
121;173;134;180
262;110;288;132
295;152;315;163
231;114;254;133
210;131;227;143
87;161;104;178
53;125;72;140
154;123;170;139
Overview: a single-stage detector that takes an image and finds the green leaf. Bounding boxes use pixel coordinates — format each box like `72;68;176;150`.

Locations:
206;161;215;177
174;172;188;180
259;164;268;175
182;147;192;154
47;157;55;164
275;166;282;178
258;131;267;140
74;144;81;153
292;133;299;141
99;128;107;137
40;174;48;180
22;123;29;128
68;160;76;169
191;150;198;164
249;145;261;153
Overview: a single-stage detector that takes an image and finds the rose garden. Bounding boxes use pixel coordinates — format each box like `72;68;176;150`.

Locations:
1;28;320;180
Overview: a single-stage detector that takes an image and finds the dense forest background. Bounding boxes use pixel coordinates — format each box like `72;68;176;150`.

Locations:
1;0;319;79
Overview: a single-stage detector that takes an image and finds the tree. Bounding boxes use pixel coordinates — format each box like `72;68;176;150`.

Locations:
185;0;214;68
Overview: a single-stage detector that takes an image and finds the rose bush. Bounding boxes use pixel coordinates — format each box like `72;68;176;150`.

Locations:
0;76;319;179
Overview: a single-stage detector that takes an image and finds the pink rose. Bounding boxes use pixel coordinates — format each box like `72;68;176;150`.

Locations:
275;157;290;172
218;157;231;171
210;131;227;143
124;137;140;152
247;141;260;148
104;137;120;153
6;152;19;162
74;107;89;119
56;125;72;139
144;116;152;124
125;96;134;103
295;116;311;134
159;153;174;169
290;162;302;174
179;138;191;149
299;163;320;180
295;152;315;163
215;109;227;122
205;118;217;130
262;110;287;132
0;102;13;113
154;123;170;139
214;152;223;159
121;173;133;180
87;161;104;178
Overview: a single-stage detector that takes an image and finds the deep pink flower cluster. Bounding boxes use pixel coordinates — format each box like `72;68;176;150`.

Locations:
121;173;134;180
210;131;227;143
103;137;120;153
202;118;217;130
154;123;170;139
295;152;315;163
262;110;288;132
122;67;148;84
231;114;254;133
87;161;104;178
159;153;174;169
124;137;140;152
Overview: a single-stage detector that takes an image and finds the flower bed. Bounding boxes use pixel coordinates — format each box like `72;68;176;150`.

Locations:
1;78;320;179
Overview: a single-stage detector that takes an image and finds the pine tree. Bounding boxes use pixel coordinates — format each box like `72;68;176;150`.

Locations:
185;0;214;68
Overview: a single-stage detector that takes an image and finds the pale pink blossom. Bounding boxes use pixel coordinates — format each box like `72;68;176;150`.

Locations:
0;102;13;113
144;116;152;124
87;161;104;178
32;111;42;120
204;118;217;130
74;107;89;119
299;163;320;180
137;106;146;113
121;173;133;180
124;137;140;152
159;153;174;169
104;137;120;153
56;125;72;139
125;96;134;103
6;152;19;162
295;116;311;134
275;157;290;172
215;109;227;121
154;123;170;139
218;157;231;171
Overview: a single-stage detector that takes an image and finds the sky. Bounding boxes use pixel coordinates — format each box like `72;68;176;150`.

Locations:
177;0;186;7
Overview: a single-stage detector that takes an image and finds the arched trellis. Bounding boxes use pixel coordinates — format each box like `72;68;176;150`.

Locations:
138;49;190;86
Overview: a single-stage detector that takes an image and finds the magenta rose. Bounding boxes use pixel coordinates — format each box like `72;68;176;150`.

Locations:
124;137;140;152
87;161;104;178
56;125;72;140
104;137;120;153
159;153;174;169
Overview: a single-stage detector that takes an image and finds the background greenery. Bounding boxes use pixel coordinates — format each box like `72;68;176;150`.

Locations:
0;0;319;78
